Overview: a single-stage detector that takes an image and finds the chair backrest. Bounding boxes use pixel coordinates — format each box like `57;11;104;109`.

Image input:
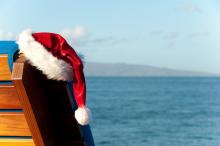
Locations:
0;41;94;146
0;43;34;145
12;55;86;146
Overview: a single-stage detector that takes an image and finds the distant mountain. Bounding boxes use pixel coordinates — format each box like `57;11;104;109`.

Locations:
84;62;219;77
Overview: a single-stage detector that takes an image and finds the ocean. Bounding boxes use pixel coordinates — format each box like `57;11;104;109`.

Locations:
86;77;220;146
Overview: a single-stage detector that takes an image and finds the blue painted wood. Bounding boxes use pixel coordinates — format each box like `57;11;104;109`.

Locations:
0;41;18;71
0;81;13;84
0;109;23;112
67;82;95;146
0;41;17;97
0;136;32;139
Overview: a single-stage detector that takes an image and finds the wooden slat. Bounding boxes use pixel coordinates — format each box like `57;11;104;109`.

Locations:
0;84;21;109
0;112;31;136
0;138;34;146
0;55;11;81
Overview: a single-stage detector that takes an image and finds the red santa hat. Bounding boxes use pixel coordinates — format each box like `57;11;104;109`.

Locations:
17;29;91;125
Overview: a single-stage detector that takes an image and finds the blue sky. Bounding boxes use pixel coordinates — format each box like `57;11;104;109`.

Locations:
1;0;220;73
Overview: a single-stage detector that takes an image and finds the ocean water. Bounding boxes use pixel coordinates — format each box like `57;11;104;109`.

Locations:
86;77;220;146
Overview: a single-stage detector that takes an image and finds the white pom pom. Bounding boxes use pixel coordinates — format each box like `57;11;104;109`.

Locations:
75;107;91;125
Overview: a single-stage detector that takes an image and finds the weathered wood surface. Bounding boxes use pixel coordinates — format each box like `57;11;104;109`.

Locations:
0;84;21;109
0;138;34;146
0;55;11;81
0;112;31;136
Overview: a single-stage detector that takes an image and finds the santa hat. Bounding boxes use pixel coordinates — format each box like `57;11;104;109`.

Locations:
16;29;91;125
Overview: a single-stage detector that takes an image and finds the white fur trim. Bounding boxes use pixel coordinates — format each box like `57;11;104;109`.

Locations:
75;107;91;125
16;29;73;81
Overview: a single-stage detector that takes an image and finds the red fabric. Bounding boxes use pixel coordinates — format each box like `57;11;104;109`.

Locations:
32;33;86;107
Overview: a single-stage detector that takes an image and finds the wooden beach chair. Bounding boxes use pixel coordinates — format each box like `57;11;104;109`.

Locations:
0;41;95;146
